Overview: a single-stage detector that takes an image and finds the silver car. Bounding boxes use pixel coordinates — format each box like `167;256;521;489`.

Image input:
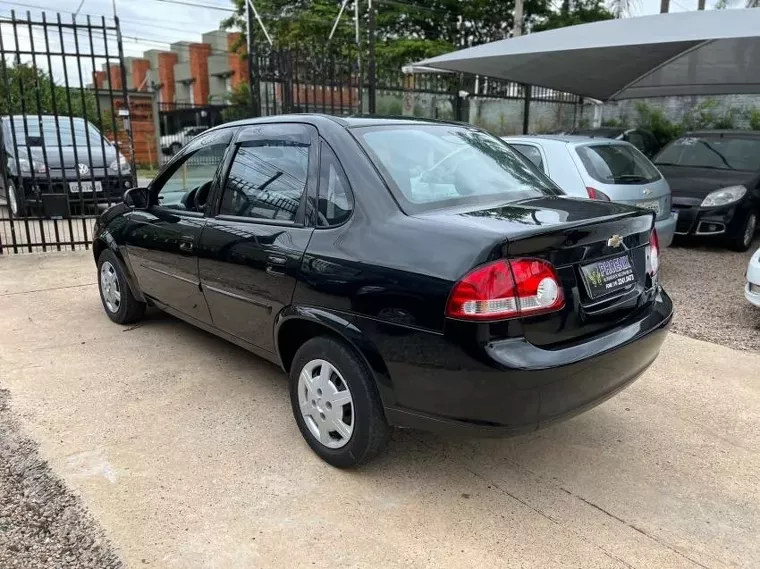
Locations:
503;135;676;247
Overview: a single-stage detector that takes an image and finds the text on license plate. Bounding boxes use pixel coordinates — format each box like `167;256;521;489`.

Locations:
636;200;660;214
580;254;636;298
69;181;102;193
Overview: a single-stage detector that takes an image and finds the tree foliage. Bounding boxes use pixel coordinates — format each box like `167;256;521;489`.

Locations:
222;0;606;75
0;62;101;125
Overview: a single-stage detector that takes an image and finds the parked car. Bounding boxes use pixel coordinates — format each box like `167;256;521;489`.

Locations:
93;116;672;467
160;125;208;155
566;127;661;157
746;247;760;308
503;135;676;248
0;115;133;218
653;130;760;251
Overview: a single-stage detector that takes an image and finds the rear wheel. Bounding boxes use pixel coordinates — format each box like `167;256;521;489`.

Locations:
289;336;389;468
729;211;757;252
97;249;145;324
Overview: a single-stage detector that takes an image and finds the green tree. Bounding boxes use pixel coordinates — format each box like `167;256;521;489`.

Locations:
532;0;613;32
0;62;101;126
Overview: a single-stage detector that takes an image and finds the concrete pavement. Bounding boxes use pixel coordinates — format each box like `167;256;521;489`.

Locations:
0;251;758;568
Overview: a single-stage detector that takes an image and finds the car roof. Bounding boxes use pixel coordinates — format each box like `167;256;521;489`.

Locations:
503;134;632;146
213;113;466;131
684;129;760;137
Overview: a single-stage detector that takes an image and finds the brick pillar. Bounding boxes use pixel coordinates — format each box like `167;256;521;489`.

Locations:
188;43;211;105
109;64;122;90
157;51;178;104
227;32;248;90
92;70;106;89
131;58;151;91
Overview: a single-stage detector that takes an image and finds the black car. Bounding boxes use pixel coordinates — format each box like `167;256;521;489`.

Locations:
653;131;760;251
569;127;661;158
92;115;672;467
1;115;133;218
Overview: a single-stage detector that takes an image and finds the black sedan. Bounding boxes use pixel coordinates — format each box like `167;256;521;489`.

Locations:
92;115;672;467
1;115;133;218
654;130;760;251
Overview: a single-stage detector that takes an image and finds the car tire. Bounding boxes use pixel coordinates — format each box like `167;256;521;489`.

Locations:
729;211;757;252
6;180;28;219
169;142;181;155
97;249;145;324
289;336;389;468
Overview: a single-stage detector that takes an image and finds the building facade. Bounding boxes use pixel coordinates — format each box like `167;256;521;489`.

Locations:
93;29;247;107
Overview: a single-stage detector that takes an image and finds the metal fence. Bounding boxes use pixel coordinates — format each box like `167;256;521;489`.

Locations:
0;10;135;254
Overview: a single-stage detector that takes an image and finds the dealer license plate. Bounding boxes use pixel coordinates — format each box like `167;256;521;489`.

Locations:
635;199;660;215
69;181;102;193
580;254;636;299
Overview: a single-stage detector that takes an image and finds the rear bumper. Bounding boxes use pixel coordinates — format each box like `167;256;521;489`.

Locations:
655;214;676;248
377;287;673;435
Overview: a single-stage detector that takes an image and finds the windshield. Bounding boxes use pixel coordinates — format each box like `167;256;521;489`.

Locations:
354;125;561;213
4;117;106;147
576;143;661;185
654;136;760;171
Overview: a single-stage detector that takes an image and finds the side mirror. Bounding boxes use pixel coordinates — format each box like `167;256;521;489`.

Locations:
124;186;149;209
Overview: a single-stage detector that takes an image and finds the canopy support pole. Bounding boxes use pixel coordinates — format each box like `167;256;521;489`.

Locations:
522;84;531;134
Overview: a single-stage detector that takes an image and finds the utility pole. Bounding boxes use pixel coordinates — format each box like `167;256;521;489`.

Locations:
697;0;705;9
245;0;261;116
368;0;376;114
660;0;670;12
355;0;362;113
513;0;524;37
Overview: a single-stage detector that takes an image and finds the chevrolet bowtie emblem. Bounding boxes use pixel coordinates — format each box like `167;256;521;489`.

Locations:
607;234;623;248
643;187;652;196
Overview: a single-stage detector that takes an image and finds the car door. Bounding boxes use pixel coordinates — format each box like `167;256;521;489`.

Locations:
197;123;318;353
123;128;233;325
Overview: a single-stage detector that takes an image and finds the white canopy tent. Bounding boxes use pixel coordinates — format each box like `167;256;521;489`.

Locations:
410;9;760;130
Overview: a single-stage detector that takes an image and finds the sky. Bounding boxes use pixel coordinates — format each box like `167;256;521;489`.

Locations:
0;0;742;87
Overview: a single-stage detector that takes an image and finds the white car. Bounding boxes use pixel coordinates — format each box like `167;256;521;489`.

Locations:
746;247;760;307
160;126;208;155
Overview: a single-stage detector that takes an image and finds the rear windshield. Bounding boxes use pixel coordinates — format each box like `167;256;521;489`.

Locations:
576;143;661;185
654;135;760;171
353;125;561;213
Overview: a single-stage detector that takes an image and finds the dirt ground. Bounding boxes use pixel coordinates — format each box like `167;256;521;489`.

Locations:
0;251;759;568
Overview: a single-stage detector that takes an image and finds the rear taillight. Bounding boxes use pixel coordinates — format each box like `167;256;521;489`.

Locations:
646;229;660;277
446;259;565;321
586;187;610;201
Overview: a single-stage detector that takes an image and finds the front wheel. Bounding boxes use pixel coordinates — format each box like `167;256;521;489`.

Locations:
97;249;145;324
729;211;757;252
289;336;389;468
6;180;28;218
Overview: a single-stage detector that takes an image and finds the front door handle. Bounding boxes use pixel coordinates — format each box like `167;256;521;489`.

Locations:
179;235;194;253
266;254;287;276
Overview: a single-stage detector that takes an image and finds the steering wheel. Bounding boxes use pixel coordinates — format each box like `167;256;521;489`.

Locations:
419;146;474;184
228;186;253;216
194;181;213;212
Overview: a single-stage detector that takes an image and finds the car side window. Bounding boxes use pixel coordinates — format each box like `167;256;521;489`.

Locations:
218;137;309;222
156;131;231;211
317;142;353;227
511;144;544;171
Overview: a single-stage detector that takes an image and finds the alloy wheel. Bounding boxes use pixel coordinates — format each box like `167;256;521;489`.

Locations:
297;358;355;449
100;261;121;313
8;183;18;216
744;213;757;248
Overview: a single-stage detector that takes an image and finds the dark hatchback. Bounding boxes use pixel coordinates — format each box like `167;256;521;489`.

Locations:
92;115;672;467
1;115;133;218
654;130;760;251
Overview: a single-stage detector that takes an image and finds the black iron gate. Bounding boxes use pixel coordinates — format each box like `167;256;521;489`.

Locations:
0;10;136;254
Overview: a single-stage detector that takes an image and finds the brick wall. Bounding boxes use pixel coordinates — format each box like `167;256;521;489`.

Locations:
189;43;211;105
131;59;151;92
108;64;122;91
92;70;106;89
100;93;158;167
227;32;248;90
158;51;179;104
